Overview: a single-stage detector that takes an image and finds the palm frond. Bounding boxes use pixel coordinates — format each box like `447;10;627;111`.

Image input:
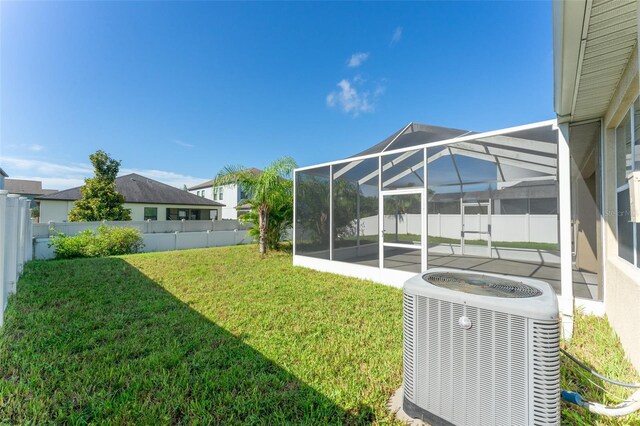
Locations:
212;165;260;194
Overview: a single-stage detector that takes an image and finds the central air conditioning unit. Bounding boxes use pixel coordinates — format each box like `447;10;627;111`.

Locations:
402;268;560;426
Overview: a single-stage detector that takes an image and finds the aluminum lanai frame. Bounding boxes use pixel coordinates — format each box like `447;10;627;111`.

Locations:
293;119;574;333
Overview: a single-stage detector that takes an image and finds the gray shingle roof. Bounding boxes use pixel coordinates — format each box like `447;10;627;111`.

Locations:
37;173;224;206
5;179;56;196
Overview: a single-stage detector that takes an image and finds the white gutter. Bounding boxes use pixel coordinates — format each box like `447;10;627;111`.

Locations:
553;0;588;122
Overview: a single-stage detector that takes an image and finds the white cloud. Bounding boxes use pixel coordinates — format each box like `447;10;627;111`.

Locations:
174;140;194;148
2;157;92;177
326;79;374;117
2;156;207;190
6;143;46;152
347;52;370;68
374;82;386;97
391;27;403;45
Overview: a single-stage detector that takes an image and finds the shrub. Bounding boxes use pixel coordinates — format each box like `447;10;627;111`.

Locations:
50;225;144;259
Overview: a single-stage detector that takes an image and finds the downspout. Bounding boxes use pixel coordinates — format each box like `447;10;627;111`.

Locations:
557;122;574;339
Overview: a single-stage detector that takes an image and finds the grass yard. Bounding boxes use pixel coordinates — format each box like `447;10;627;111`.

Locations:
0;244;638;424
561;313;640;425
333;235;559;251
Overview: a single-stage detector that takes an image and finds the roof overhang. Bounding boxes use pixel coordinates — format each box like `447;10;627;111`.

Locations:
553;0;638;124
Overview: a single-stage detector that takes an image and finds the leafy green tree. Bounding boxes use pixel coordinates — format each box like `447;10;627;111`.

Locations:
213;156;297;255
68;150;131;222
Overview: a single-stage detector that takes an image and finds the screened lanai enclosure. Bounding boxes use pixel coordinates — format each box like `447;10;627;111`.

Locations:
294;120;589;301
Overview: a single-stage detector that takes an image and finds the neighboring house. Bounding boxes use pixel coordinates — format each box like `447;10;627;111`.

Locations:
5;179;57;208
36;173;224;222
553;0;640;369
188;168;261;219
0;168;7;190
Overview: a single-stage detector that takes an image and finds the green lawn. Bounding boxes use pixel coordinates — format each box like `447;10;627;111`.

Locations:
0;245;637;424
333;234;558;251
561;312;640;425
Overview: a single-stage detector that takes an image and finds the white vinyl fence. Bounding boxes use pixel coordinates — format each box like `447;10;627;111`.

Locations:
32;219;250;238
359;213;558;244
0;191;33;327
33;219;255;260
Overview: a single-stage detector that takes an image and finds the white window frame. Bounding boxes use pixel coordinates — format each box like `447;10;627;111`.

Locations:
615;100;638;268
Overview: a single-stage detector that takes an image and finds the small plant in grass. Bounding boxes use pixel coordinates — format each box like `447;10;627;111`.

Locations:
50;225;143;259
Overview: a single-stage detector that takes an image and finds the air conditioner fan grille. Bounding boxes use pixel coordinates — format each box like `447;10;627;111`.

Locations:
422;272;542;298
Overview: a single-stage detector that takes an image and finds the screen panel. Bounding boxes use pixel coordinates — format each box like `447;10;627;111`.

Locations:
295;166;331;259
382;149;424;190
332;158;380;266
427;126;562;294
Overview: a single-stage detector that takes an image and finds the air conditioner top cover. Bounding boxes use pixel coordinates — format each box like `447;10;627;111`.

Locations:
404;268;558;321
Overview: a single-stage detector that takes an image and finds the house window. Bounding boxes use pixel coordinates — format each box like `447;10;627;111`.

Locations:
615;99;640;267
213;187;218;201
144;207;158;221
530;198;557;215
500;199;528;214
210;210;218;220
166;209;187;220
167;208;211;220
219;186;224;201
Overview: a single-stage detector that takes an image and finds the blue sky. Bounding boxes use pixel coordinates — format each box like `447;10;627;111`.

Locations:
1;1;553;190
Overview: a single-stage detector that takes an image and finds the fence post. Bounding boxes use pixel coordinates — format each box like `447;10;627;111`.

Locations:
5;195;20;295
16;198;24;274
26;203;33;262
0;191;7;327
17;197;28;274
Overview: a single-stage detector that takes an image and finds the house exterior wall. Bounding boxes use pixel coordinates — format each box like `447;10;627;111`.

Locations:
39;200;221;223
599;47;640;370
40;200;74;222
219;184;240;220
189;183;241;220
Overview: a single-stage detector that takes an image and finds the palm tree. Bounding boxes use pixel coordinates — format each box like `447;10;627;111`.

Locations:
213;156;297;255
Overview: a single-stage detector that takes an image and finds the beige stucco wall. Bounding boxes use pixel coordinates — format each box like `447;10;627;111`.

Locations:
39;200;220;223
39;200;74;223
600;46;640;370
